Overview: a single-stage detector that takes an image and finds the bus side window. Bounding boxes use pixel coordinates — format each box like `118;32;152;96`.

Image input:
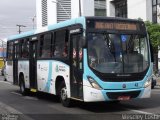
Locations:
39;33;52;58
54;30;67;58
21;39;29;58
7;42;13;60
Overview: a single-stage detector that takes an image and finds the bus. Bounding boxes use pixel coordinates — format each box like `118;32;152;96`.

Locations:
6;17;153;107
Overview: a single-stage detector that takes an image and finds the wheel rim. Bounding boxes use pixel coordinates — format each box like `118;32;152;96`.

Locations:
60;87;67;101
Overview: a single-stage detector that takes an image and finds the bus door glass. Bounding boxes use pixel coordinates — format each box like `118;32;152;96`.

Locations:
70;33;83;99
13;42;19;85
29;40;38;89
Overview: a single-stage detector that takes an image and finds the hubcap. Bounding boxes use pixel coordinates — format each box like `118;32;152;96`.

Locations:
60;87;67;101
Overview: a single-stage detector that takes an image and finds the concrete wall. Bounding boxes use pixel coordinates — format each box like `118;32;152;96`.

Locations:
36;0;42;29
48;0;57;26
107;0;115;17
128;0;147;20
36;0;57;29
146;0;152;22
71;0;80;18
81;0;94;17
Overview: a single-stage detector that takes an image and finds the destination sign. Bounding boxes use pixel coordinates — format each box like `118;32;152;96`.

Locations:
95;22;138;31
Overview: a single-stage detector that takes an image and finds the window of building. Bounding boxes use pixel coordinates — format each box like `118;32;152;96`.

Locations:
152;0;158;23
39;33;52;58
54;30;68;58
152;0;160;23
115;0;127;18
95;0;106;16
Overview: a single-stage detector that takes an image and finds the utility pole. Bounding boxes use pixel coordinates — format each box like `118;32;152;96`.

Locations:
79;0;81;17
16;24;26;34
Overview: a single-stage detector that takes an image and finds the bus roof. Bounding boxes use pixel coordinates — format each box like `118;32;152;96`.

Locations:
7;16;86;41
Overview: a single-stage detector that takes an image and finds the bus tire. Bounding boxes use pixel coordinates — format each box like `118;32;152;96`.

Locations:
19;75;27;96
59;82;72;107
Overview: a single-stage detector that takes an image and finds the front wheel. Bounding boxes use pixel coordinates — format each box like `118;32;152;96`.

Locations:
59;82;72;107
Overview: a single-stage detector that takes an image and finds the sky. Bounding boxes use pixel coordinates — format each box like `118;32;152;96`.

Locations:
0;0;36;39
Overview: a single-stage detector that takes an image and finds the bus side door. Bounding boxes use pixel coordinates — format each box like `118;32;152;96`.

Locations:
29;40;38;89
70;33;83;100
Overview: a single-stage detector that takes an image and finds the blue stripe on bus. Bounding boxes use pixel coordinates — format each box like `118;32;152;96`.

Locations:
44;61;52;92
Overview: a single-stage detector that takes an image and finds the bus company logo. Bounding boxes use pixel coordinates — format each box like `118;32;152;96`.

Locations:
56;65;59;72
122;84;126;89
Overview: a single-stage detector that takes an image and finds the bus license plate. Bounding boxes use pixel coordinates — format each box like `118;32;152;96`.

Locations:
118;96;130;100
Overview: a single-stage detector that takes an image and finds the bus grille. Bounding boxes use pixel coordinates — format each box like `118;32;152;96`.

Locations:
106;91;141;99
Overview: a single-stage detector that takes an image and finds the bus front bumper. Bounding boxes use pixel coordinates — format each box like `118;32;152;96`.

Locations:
83;85;151;102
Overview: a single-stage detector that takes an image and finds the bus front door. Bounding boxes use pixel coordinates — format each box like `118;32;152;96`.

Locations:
29;41;38;89
70;34;83;100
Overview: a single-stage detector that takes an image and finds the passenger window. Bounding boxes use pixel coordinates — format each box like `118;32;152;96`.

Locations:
21;39;29;58
39;33;52;58
54;30;68;58
7;42;13;60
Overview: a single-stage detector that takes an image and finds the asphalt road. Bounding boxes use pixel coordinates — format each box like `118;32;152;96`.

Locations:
0;76;160;120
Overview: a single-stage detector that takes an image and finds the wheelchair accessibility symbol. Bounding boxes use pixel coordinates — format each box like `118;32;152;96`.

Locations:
121;35;127;42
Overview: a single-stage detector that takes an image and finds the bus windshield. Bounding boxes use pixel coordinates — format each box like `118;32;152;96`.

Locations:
87;33;149;74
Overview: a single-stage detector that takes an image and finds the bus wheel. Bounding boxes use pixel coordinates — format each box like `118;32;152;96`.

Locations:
59;82;72;107
19;75;26;95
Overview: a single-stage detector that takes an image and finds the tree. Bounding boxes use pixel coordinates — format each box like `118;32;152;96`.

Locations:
145;21;160;52
145;21;160;71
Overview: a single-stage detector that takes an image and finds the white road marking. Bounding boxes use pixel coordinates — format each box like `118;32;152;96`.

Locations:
23;96;38;101
127;109;154;115
11;92;22;96
0;101;34;120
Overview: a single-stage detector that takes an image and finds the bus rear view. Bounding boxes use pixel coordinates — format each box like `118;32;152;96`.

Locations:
83;17;152;102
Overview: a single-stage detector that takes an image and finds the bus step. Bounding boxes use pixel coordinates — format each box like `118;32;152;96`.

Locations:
30;88;37;93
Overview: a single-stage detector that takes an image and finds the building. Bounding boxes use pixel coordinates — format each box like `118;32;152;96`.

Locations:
36;0;157;28
36;0;107;28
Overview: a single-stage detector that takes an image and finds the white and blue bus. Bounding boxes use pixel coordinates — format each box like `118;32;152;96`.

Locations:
6;17;153;107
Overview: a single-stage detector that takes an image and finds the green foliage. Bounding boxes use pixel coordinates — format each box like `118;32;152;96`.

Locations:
145;21;160;52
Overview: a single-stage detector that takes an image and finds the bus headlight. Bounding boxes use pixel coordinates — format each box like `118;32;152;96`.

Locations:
144;77;152;88
87;76;102;90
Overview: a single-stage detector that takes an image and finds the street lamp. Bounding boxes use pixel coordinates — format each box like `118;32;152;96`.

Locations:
31;15;36;29
79;0;81;17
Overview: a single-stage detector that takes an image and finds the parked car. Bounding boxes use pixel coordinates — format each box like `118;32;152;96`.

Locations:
151;74;157;89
